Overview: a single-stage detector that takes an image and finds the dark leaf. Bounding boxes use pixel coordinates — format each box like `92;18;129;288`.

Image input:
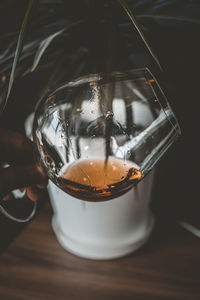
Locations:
0;0;37;113
118;0;162;71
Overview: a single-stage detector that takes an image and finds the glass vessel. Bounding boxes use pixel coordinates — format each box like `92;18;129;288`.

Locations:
33;68;181;202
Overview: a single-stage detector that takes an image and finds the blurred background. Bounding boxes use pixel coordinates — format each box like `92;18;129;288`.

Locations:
0;0;200;248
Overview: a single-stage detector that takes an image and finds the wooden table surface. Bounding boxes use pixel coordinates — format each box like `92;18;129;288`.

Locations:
0;197;200;300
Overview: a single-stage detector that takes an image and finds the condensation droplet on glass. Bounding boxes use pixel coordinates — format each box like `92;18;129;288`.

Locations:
105;111;114;119
132;123;137;129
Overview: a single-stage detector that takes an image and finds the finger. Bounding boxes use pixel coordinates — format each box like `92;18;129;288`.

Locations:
0;128;34;164
2;193;14;201
27;185;47;202
0;164;48;198
26;186;41;202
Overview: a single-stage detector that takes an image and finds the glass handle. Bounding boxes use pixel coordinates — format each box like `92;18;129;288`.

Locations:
0;190;37;222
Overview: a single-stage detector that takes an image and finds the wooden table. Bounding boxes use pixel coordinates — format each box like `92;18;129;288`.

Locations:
0;197;200;300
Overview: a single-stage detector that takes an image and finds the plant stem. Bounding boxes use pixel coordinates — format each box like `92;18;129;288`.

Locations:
118;0;162;71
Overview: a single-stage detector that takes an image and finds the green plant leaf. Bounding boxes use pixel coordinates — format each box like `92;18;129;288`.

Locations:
31;29;65;71
137;14;200;24
31;20;83;72
118;0;162;71
0;0;37;113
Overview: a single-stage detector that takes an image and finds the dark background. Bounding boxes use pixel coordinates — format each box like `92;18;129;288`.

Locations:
0;0;200;250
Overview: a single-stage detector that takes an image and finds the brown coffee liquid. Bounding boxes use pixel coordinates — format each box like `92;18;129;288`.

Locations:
57;158;143;201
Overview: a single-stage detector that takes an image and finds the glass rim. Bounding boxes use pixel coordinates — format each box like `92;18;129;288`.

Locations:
144;68;181;137
48;68;181;138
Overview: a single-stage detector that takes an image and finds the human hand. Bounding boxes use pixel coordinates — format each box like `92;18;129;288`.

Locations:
0;128;48;201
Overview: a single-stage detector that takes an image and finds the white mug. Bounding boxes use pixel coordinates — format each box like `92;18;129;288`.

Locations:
25;113;155;260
